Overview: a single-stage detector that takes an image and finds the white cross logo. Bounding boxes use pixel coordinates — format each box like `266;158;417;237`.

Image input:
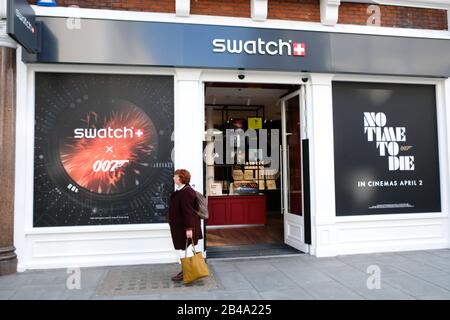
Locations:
106;146;113;153
135;129;144;138
293;42;306;56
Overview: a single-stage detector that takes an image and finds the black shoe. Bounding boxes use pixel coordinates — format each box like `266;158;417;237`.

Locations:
171;271;183;281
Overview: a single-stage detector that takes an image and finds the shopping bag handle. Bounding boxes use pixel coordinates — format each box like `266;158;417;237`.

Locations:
184;226;198;258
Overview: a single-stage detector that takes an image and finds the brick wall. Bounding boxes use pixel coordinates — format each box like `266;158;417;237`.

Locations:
191;0;250;17
268;0;320;22
28;0;448;30
28;0;176;12
339;2;448;30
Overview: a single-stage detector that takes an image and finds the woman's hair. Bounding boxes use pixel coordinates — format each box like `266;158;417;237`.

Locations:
174;169;191;184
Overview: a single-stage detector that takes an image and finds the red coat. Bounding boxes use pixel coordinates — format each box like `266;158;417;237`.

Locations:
168;184;203;250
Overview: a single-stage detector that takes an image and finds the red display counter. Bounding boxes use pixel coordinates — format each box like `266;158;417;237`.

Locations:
207;194;266;226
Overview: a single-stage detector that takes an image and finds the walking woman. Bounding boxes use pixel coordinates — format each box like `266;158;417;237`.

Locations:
168;169;203;282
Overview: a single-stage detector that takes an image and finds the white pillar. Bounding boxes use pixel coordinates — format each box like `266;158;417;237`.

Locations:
251;0;268;22
307;74;337;257
176;0;190;17
174;68;205;252
447;8;450;31
0;0;7;19
320;0;341;26
174;69;204;193
445;78;450;248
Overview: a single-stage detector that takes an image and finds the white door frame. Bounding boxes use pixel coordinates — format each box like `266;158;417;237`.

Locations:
280;88;310;253
201;69;310;254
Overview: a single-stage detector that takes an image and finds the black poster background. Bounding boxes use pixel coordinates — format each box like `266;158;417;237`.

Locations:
34;73;174;227
332;82;441;216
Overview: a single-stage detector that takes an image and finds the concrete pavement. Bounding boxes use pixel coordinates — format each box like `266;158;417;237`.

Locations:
1;249;450;300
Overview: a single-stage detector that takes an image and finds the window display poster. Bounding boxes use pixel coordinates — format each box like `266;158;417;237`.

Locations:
248;117;262;129
231;118;245;129
33;73;174;227
332;82;441;216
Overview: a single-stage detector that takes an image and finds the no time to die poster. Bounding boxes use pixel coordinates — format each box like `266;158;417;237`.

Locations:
332;81;441;216
34;73;174;227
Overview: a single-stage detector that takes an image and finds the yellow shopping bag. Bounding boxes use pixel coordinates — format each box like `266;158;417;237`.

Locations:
181;238;210;284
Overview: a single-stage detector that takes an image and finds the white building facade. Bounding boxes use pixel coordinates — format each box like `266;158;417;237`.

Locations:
3;3;450;271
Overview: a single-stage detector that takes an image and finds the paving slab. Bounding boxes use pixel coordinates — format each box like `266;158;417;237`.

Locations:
259;287;315;300
214;271;255;291
212;289;262;300
160;291;218;300
277;266;336;287
0;289;17;300
300;280;365;300
240;269;298;292
382;273;450;299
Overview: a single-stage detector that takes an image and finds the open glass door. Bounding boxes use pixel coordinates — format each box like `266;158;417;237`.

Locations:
280;88;309;253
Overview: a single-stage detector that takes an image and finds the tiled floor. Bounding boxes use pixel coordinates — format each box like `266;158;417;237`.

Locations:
1;249;450;300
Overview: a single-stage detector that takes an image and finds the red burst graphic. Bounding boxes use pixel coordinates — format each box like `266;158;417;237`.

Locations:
59;101;158;194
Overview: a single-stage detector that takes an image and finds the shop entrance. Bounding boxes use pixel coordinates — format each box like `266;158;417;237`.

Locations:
203;82;310;258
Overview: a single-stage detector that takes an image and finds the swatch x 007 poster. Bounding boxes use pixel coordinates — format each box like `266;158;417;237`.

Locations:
34;73;174;227
332;82;441;216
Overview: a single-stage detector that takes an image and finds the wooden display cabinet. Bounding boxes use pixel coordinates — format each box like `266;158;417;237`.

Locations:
207;194;266;226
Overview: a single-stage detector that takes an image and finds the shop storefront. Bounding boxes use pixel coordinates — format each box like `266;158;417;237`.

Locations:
7;1;450;270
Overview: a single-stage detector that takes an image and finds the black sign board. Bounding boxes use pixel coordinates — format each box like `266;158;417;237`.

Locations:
6;0;40;53
22;16;450;77
333;82;441;216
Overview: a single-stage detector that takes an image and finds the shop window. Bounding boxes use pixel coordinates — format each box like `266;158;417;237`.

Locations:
332;81;441;216
33;73;174;227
